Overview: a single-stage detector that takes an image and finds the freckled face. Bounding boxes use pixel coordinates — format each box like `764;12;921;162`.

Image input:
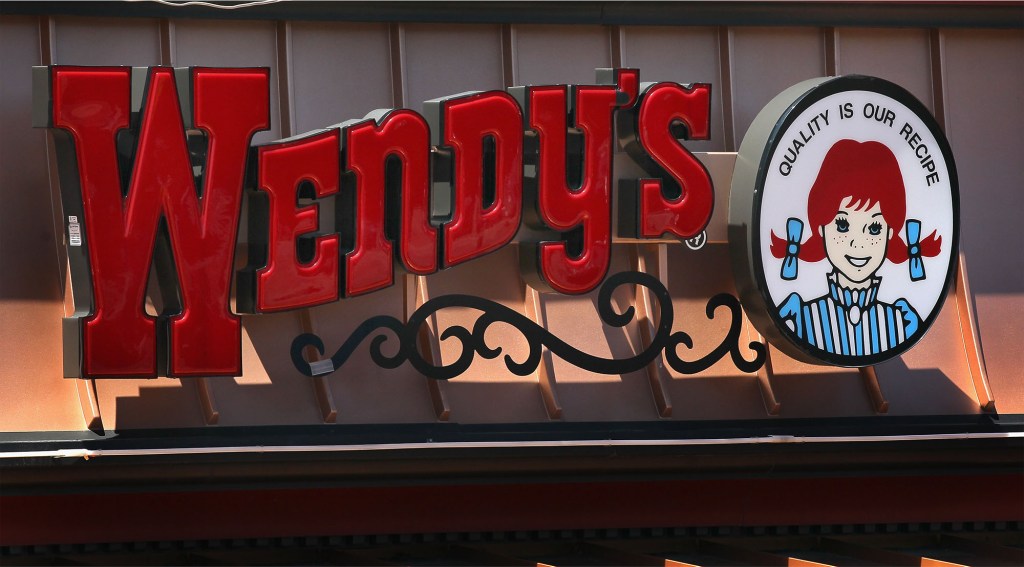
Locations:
820;197;892;284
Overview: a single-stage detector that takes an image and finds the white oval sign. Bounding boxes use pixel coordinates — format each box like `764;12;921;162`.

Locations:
730;76;959;366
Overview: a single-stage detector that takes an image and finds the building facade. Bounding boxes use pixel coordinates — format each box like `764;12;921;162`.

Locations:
1;2;1022;564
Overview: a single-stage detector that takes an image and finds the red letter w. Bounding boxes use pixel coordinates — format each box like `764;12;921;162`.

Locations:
43;67;269;377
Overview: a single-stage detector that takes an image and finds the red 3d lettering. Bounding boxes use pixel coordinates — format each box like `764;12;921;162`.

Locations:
241;129;341;312
342;109;436;295
44;66;268;377
38;66;715;378
518;82;623;294
619;82;714;239
426;91;524;268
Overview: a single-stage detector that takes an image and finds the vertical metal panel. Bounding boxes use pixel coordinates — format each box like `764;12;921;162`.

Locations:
952;253;996;412
400;24;531;423
288;22;391;421
663;245;794;420
0;16;81;432
2;22;61;303
389;23;407;107
542;248;657;422
159;19;175;66
304;290;441;424
53;16;160;65
290;22;393;133
837;28;933;112
929;29;948;132
277;20;338;424
942;28;1024;414
824;27;839;76
730;27;826;146
876;293;982;416
173;19;281;144
621;26;726;152
609;26;624;68
163;16;221;428
495;24;660;422
200;17;322;427
423;247;550;423
719;27;737;152
501;24;518;87
630;243;673;417
276;21;294;138
513;25;611;86
403;24;503;110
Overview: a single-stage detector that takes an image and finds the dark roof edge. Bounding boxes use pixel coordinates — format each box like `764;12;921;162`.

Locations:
2;2;1023;28
2;413;1020;452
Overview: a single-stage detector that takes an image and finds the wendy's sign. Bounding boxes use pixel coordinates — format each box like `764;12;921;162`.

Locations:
35;66;718;379
729;76;959;367
34;67;957;380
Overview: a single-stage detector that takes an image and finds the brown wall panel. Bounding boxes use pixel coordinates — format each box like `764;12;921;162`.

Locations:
622;26;726;152
421;246;550;424
95;378;208;430
836;27;933;113
1;19;61;303
663;244;785;420
313;287;440;425
173;19;282;144
403;24;504;109
207;313;323;427
53;16;160;66
290;22;394;133
876;293;985;416
943;28;1024;414
0;17;82;432
730;27;827;146
542;247;656;422
514;24;611;87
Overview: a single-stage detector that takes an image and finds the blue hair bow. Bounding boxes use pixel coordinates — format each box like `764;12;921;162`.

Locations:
906;219;925;281
780;217;803;280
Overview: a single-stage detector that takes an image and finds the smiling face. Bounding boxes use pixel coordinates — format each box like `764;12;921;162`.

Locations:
820;196;892;287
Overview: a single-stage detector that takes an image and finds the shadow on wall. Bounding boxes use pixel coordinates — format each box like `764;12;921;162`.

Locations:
113;356;982;430
112;245;984;431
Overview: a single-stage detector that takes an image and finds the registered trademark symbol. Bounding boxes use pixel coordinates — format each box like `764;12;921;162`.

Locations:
685;231;707;250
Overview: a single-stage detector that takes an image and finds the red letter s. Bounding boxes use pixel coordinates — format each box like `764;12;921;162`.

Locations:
620;82;713;240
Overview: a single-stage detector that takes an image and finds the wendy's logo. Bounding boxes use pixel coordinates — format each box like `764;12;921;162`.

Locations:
730;76;959;366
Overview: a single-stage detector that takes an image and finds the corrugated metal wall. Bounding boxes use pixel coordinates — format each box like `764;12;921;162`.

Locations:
1;11;1021;431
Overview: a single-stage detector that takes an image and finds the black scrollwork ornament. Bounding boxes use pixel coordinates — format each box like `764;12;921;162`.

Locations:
291;271;766;379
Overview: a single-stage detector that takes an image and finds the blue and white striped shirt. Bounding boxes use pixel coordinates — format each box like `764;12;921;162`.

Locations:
777;275;920;357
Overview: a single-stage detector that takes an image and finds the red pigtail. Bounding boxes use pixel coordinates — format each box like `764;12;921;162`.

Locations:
769;229;826;262
885;229;942;264
769;230;787;258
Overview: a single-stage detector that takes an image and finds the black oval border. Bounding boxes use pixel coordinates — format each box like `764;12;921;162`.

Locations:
746;75;960;367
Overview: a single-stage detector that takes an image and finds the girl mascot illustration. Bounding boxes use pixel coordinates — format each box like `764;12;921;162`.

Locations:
770;139;942;357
